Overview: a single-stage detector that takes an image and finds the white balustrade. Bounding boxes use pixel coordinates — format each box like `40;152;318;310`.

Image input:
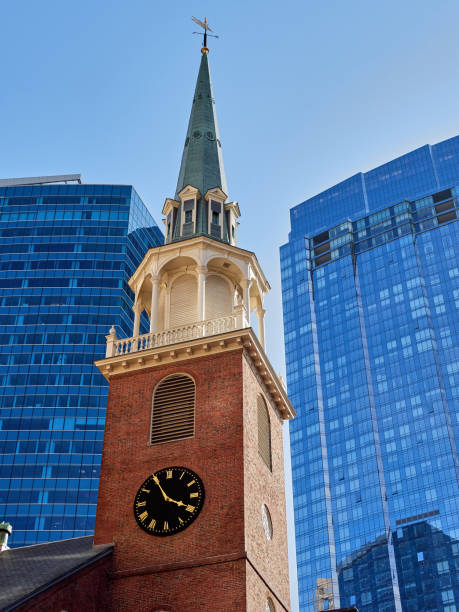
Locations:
106;312;247;358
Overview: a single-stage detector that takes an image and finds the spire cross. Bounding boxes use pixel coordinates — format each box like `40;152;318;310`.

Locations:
192;16;219;52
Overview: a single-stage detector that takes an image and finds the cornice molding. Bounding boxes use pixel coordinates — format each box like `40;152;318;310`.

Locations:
129;235;270;294
178;185;201;201
94;328;294;420
204;186;227;203
162;198;180;216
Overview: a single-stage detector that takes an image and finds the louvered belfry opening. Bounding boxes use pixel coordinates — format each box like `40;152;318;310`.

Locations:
151;374;195;445
257;395;272;471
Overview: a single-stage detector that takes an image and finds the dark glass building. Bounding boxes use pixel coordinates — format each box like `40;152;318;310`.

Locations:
280;136;459;611
0;178;162;547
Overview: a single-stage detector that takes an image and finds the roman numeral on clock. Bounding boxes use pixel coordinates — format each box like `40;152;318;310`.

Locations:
138;511;148;522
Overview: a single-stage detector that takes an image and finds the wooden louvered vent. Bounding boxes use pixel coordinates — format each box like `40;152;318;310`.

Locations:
151;375;195;445
257;395;272;471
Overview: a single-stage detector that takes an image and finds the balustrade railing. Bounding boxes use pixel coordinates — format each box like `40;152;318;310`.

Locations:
106;312;247;358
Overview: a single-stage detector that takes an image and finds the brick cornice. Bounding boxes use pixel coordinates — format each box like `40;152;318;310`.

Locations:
108;551;290;612
109;550;246;580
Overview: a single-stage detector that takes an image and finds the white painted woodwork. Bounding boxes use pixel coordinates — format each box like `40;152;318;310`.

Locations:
256;307;266;350
149;278;160;333
158;289;165;332
110;313;245;357
170;274;197;328
133;304;141;337
205;275;232;320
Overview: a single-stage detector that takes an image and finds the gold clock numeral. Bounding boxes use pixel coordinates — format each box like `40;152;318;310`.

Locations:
187;480;196;487
178;517;184;525
148;519;156;530
190;492;198;498
139;511;148;522
136;501;146;507
141;488;150;493
180;471;185;480
163;521;169;531
186;505;195;513
166;470;173;479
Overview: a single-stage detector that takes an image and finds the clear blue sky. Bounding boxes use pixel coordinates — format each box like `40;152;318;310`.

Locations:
2;0;459;374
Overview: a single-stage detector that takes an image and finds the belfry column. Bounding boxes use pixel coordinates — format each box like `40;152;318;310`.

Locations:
197;266;207;321
164;283;171;329
241;279;250;326
256;306;266;349
133;301;142;337
149;276;160;333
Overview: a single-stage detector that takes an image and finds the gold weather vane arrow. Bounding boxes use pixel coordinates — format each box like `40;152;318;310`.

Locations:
192;16;219;52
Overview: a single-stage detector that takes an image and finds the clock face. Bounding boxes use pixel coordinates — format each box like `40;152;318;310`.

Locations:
133;466;205;537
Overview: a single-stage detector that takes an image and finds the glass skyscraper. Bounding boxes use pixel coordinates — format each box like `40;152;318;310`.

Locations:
0;178;162;547
281;136;459;612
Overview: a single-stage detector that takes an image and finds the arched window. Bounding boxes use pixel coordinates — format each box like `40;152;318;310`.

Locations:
257;395;272;471
266;597;276;612
151;374;195;445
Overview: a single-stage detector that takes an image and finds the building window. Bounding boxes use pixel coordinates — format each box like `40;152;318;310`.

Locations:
442;590;454;604
257;395;272;471
266;598;275;612
181;199;195;236
261;504;273;540
212;210;219;225
437;560;449;574
151;374;195;445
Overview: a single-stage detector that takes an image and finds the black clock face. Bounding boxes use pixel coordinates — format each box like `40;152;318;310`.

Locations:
134;466;205;537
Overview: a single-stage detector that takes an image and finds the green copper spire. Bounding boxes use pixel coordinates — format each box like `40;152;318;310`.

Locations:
175;50;227;199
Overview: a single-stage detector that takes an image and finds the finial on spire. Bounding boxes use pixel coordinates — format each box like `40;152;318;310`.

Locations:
192;16;219;53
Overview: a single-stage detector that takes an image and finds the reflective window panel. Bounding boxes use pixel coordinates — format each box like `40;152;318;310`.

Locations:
281;135;459;612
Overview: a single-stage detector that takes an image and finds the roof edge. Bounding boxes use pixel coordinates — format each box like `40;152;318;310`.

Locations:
4;542;113;612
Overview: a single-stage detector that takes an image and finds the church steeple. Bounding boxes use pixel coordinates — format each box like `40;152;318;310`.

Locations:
162;48;239;246
175;49;227;200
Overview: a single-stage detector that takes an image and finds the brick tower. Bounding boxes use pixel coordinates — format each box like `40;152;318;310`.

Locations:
94;35;294;612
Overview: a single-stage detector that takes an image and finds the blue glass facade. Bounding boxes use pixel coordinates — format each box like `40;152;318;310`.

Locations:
0;183;162;547
281;136;459;612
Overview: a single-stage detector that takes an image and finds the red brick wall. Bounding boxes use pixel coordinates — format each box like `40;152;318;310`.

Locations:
94;350;246;570
94;347;290;611
109;559;246;612
15;555;112;612
243;353;291;611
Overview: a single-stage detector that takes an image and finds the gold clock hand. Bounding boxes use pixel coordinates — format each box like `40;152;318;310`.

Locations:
167;498;185;507
152;475;170;501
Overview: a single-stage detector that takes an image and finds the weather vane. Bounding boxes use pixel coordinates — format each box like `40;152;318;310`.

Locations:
192;16;219;52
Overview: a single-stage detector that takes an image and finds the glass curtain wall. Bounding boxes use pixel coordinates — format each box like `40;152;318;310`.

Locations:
281;136;459;612
0;183;162;546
